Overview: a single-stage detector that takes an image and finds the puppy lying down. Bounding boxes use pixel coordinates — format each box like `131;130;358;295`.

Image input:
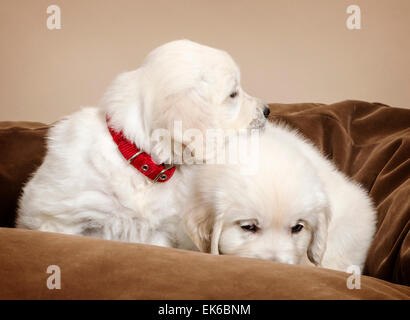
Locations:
184;123;377;273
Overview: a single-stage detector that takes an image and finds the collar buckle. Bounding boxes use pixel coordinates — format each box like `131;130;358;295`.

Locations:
128;150;144;164
153;164;175;183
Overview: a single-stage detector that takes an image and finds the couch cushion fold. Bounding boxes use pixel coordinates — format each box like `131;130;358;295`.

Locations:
0;228;409;300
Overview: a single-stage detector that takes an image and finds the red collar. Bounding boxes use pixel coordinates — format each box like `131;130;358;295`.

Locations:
106;118;175;183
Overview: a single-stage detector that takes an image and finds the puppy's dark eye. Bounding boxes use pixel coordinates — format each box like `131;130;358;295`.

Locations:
241;224;257;232
230;91;238;98
291;223;304;233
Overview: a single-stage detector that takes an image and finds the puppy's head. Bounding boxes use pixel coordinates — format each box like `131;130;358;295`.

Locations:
184;129;330;266
102;40;268;163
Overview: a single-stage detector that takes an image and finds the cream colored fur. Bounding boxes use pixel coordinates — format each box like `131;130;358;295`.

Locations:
184;123;377;273
16;40;266;248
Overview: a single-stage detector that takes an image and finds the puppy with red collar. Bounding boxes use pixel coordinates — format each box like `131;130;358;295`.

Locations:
17;40;269;248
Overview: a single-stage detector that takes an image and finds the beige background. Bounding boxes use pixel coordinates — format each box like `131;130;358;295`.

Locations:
1;0;409;123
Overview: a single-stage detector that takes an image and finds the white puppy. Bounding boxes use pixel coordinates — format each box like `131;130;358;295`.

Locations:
16;40;269;248
184;123;377;272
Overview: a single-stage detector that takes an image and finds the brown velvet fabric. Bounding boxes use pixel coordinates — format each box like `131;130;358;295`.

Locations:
0;227;409;300
268;101;410;286
0;100;409;299
0;122;48;228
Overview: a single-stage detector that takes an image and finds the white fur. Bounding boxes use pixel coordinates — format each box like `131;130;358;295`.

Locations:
16;40;266;248
184;123;377;273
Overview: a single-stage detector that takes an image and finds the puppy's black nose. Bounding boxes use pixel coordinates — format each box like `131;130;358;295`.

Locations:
263;105;270;118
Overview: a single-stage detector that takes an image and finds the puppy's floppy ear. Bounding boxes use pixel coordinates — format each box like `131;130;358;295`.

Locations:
101;69;152;150
184;204;223;254
307;206;330;266
154;88;215;137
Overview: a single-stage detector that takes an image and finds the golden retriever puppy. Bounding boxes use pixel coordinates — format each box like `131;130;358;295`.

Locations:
16;40;269;247
184;123;377;272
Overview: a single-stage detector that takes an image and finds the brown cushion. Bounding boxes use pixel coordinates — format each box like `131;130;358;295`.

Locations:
0;121;48;228
0;100;409;294
267;101;410;286
0;227;409;299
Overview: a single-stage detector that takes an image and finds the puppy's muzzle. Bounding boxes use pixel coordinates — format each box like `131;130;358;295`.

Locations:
263;105;270;118
249;104;270;129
